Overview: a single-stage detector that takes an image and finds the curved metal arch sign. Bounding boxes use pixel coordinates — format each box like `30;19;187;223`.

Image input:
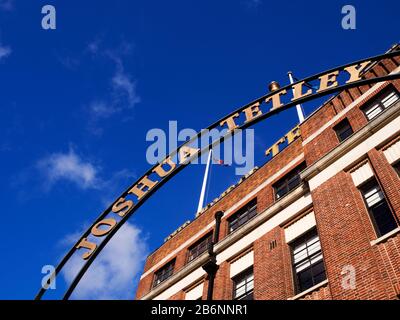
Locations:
36;50;400;300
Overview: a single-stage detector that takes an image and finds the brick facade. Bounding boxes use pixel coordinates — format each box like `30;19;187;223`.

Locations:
136;46;400;300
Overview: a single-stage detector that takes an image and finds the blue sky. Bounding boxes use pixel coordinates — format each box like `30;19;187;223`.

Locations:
0;0;399;300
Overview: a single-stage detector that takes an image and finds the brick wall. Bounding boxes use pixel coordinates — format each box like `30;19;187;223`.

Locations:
369;147;400;220
299;283;332;300
311;170;392;299
136;138;305;299
136;48;400;300
301;56;400;166
253;227;289;299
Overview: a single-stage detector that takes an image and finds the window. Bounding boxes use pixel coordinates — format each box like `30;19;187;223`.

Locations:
291;228;326;294
187;233;213;263
394;161;400;177
273;162;307;200
233;268;254;300
228;199;257;233
360;179;398;237
153;260;175;288
362;89;400;121
334;119;354;142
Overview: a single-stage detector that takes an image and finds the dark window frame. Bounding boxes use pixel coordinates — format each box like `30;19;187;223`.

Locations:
227;199;257;234
361;87;400;122
359;179;398;238
187;232;213;264
153;259;175;288
333;118;354;142
393;161;400;177
232;267;254;300
273;162;307;200
290;228;327;294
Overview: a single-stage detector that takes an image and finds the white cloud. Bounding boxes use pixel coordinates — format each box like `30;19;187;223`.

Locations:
89;100;120;119
62;222;148;300
0;0;14;11
104;49;141;109
28;146;145;299
85;40;141;134
112;67;141;108
0;44;11;61
14;146;135;200
36;148;101;190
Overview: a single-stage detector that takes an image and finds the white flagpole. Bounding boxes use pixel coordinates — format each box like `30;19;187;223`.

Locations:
288;71;305;123
197;149;213;214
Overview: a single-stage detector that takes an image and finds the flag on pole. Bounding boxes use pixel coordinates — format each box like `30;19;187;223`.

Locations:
213;156;230;167
197;150;231;214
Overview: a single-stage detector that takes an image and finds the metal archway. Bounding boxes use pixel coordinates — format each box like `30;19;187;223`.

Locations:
36;49;400;300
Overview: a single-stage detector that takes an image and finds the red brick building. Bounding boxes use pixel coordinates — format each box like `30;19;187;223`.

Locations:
136;44;400;300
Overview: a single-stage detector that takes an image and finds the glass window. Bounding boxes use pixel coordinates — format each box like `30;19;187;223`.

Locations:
394;161;400;177
273;162;307;200
228;199;257;233
362;89;400;121
153;260;175;288
360;180;398;237
233;268;254;300
334;119;354;142
187;233;213;263
291;228;326;294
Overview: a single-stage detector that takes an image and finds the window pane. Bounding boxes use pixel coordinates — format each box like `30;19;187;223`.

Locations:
293;250;308;265
334;119;353;142
248;208;257;219
154;260;175;287
306;234;319;246
364;187;384;207
235;286;246;297
298;268;313;292
307;237;321;253
293;242;307;254
361;180;398;237
363;89;400;121
236;278;246;289
310;253;323;265
296;259;311;273
371;201;398;236
233;269;254;300
188;234;212;263
339;128;353;141
291;228;326;294
276;187;287;199
394;162;400;177
382;91;399;108
365;104;383;120
239;292;254;300
312;261;327;283
273;163;306;200
288;176;301;191
228;200;257;233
